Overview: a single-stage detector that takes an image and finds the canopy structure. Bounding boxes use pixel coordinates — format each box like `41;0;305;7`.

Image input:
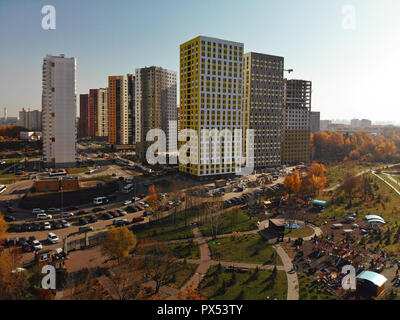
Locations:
313;200;328;207
357;271;388;287
365;215;386;224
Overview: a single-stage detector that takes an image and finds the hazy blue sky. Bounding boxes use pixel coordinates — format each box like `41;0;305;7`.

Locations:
0;0;399;121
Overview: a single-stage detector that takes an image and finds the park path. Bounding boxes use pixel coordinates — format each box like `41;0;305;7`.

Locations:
372;171;400;196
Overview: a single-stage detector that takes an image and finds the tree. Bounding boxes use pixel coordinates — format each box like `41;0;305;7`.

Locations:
284;171;302;195
178;283;207;300
0;248;28;299
147;185;161;223
0;214;7;244
101;226;137;264
140;246;178;294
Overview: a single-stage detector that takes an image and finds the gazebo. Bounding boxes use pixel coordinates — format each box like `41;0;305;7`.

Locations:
356;271;388;298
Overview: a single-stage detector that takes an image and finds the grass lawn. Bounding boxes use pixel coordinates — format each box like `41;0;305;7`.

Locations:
166;262;198;290
284;225;315;238
208;234;282;266
0;173;25;185
133;206;205;241
199;265;287;300
137;240;200;260
325;161;377;189
298;274;341;300
80;175;116;183
199;209;258;237
66;167;89;174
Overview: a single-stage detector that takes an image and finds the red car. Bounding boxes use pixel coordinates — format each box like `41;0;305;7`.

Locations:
77;210;89;216
132;217;145;223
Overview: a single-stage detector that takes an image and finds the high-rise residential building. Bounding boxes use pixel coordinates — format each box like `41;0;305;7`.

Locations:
179;36;244;177
108;74;135;145
282;79;312;165
351;119;361;128
243;52;284;170
360;119;372;127
94;88;108;137
79;94;89;137
42;54;77;167
18;109;42;131
310;111;320;133
135;66;177;160
320;120;332;129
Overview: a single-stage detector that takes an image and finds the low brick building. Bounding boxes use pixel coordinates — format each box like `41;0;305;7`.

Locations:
35;176;80;193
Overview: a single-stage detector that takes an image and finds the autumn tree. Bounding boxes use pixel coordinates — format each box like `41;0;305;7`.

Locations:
0;214;7;244
140;245;178;294
178;283;207;300
101;226;137;264
147;185;161;223
0;248;28;299
284;170;302;195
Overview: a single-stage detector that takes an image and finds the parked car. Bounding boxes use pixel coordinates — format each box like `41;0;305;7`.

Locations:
43;222;51;230
32;208;45;214
92;207;104;213
103;213;113;220
4;215;16;222
53;221;63;229
7;207;16;213
61;212;74;218
116;209;127;216
88;215;98;223
132;217;145;223
36;213;52;220
32;240;43;251
66;206;79;211
126;206;135;213
60;220;70;228
23;223;34;232
142;211;154;217
47;233;60;244
79;226;93;233
132;197;140;202
113;219;129;226
47;208;61;213
77;210;89;216
123;200;132;206
79;218;89;225
18;237;26;245
22;241;33;253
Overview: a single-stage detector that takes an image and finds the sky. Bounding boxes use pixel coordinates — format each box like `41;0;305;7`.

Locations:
0;0;399;122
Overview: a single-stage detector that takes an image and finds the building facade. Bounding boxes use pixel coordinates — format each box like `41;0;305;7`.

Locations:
135;66;177;160
79;94;88;137
18;109;42;131
282;79;312;165
42;54;77;167
310;111;320;133
243;52;284;170
108;75;135;145
179;36;244;177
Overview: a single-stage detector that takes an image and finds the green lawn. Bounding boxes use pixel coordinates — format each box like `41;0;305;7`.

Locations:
167;262;198;290
199;265;287;300
0;173;25;185
325;161;376;189
199;209;258;237
208;234;282;266
137;240;200;260
284;225;315;238
298;274;341;300
66;167;89;174
133;206;204;241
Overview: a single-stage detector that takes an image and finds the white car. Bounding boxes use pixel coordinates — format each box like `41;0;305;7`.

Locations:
132;197;140;202
32;208;45;214
123;200;132;205
32;240;43;251
47;233;60;244
37;213;52;220
61;212;74;217
43;222;51;230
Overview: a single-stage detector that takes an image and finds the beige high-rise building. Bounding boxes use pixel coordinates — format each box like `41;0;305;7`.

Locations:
282;79;312;164
108;75;134;145
92;88;108;137
243;52;284;170
135;66;177;160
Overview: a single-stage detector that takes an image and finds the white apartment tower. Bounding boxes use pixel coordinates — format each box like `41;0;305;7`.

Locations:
42;54;77;167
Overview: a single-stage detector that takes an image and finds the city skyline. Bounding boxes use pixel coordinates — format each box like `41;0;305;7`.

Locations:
1;0;400;122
